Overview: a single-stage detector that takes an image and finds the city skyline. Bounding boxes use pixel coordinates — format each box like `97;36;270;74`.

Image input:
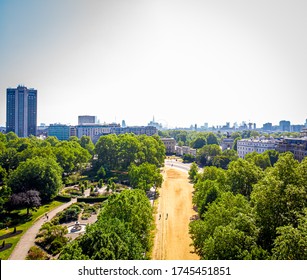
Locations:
1;1;307;128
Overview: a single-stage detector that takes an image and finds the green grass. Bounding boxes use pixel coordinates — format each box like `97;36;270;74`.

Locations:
0;200;64;260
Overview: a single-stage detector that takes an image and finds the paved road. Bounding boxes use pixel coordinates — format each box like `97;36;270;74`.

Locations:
165;159;191;173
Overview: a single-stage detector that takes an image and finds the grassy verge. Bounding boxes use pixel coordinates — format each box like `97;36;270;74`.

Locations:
0;200;63;260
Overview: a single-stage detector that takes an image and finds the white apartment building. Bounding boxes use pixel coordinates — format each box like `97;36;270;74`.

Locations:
237;137;276;158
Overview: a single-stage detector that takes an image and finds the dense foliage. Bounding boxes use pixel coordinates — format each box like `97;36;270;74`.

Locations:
59;189;153;260
95;133;165;171
190;152;307;260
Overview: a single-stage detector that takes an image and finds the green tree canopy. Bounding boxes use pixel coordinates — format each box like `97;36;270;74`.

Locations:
190;192;264;260
128;162;163;191
251;153;307;251
226;159;263;198
8;156;63;201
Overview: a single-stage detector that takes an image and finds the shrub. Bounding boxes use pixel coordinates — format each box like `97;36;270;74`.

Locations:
26;246;49;260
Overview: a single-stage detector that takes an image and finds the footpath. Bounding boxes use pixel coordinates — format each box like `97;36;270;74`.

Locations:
8;198;77;260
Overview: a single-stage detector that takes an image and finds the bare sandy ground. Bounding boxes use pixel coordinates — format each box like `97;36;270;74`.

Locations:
152;166;199;260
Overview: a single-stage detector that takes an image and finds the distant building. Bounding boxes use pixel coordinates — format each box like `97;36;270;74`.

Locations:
237;138;276;158
291;125;304;133
6;85;37;137
160;138;176;154
276;137;307;162
148;116;162;130
122;120;126;128
48;124;71;141
77;124;119;143
70;126;77;137
262;123;273;131
78;115;97;125
221;137;234;151
279;120;291;132
301;128;307;137
176;146;197;157
111;126;158;137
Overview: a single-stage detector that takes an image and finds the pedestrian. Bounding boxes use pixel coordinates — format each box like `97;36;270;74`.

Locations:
159;214;161;220
166;213;168;220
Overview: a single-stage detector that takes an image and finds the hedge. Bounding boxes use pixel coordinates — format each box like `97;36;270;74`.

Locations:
77;196;108;203
55;195;72;202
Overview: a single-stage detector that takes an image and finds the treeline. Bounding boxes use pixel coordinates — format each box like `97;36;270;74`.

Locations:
59;189;153;260
189;152;307;260
0;132;166;215
0;133;93;215
95;133;165;191
159;129;301;148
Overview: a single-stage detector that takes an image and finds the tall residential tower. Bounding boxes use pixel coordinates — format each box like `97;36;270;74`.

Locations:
6;85;37;137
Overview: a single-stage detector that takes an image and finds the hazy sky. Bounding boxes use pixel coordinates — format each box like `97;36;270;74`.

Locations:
1;0;307;128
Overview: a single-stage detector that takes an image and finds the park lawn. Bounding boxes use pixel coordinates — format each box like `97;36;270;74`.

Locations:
0;200;64;260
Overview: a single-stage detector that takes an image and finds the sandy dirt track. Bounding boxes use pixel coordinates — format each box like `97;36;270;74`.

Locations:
152;166;199;260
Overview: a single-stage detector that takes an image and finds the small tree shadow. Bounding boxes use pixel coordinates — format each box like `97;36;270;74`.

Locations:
0;230;23;240
0;243;12;252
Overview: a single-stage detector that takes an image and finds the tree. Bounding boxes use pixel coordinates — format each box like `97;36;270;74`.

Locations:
97;166;106;179
206;133;219;145
188;162;199;183
0;147;19;172
245;152;271;170
60;189;154;259
102;189;153;251
232;137;241;151
190;192;265;259
35;222;69;255
226;159;263;198
53;141;91;173
0;166;7;185
128;163;163;191
45;136;59;147
95;134;119;170
196;144;221;166
60;217;145;260
9;190;41;215
8;157;63;202
272;210;307;260
263;150;279;166
193;180;222;217
117;134;142;170
191;137;207;149
138;135;165;167
79;135;95;155
0;185;11;214
251;153;307;251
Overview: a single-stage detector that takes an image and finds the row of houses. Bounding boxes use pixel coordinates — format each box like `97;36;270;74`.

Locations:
237;131;307;162
161;128;307;162
160;138;197;157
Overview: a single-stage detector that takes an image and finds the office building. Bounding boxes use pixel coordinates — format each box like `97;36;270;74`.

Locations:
262;123;273;131
48;124;71;141
78;115;97;125
6;85;37;137
279;120;291;132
